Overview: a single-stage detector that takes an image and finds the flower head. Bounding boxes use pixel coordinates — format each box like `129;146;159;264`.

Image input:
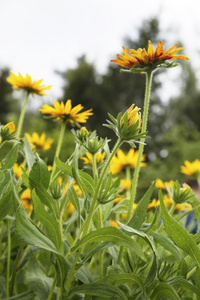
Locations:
0;122;16;142
111;41;189;72
109;148;146;174
122;104;142;130
81;151;105;165
24;132;54;151
7;71;52;95
180;160;200;177
40;100;93;125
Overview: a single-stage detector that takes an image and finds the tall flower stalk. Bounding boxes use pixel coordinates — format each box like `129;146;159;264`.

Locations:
127;71;152;220
16;92;29;138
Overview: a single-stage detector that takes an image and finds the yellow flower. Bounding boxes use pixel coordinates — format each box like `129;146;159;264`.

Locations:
13;163;23;180
154;179;174;190
109;148;146;174
180;159;200;177
176;203;192;212
3;122;15;134
20;189;33;216
40;99;93;124
121;104;142;130
163;195;174;209
63;180;82;197
110;219;119;228
7;71;52;95
148;199;160;209
25;132;54;151
119;179;131;190
114;196;124;204
67;201;75;215
111;41;189;69
81;152;105;165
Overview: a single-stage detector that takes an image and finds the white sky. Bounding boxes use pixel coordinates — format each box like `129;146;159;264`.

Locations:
1;0;200;105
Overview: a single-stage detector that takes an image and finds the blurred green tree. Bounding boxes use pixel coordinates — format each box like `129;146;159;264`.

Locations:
0;67;18;124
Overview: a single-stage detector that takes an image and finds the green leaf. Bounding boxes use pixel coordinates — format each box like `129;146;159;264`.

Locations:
29;156;50;189
66;179;80;223
117;222;158;288
128;182;155;230
24;251;57;300
15;205;57;253
170;276;200;297
74;265;94;284
0;140;15;161
24;134;35;170
150;230;182;262
159;190;200;268
1;144;18;170
71;227;146;261
32;190;62;253
189;195;200;229
1;291;34;300
68;282;127;299
29;177;58;217
98;273;145;294
0;170;5;183
150;283;181;300
55;156;94;195
15;205;68;288
0;190;14;221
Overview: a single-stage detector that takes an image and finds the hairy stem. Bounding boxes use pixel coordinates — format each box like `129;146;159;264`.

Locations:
127;71;153;221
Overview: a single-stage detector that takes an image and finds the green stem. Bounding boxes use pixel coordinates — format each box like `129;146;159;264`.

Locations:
65;137;123;290
6;219;11;297
47;276;57;300
65;251;80;290
10;243;24;296
51;122;66;180
127;71;153;221
82;137;123;237
16;92;29;138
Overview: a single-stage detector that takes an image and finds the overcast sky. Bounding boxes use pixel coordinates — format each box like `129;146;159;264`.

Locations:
1;0;200;104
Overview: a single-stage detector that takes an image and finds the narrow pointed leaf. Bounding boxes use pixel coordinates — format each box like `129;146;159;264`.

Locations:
0;190;14;221
150;283;181;300
128;182;155;230
71;227;146;261
159;190;200;268
32;190;62;253
68;282;127;299
24;134;35;170
55;156;94;195
1;144;18;169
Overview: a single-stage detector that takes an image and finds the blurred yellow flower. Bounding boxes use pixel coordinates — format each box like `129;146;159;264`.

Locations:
120;179;131;190
81;152;105;165
154;179;174;190
180;160;200;177
25;132;54;151
7;71;51;95
67;201;75;214
20;189;33;216
13;163;23;180
110;219;119;228
3;122;15;134
111;41;189;69
109;148;146;174
63;180;82;198
114;196;124;204
40;99;93;124
176;203;192;212
148;199;160;209
163;195;174;209
121;104;141;130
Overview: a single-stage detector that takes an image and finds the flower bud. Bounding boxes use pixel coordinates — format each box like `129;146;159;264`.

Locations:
121;104;142;131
